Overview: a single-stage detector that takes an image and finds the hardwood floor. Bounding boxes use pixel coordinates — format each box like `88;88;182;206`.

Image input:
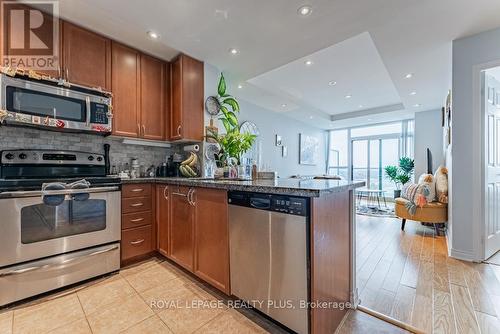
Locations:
356;214;500;333
337;309;411;333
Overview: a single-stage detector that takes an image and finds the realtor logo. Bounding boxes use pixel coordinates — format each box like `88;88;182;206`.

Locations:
1;0;59;71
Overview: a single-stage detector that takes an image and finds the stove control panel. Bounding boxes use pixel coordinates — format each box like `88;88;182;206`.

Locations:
1;150;105;166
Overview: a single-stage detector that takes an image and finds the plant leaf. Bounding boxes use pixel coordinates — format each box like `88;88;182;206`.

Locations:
221;119;231;133
220;105;230;117
223;98;240;112
227;112;238;127
218;73;226;97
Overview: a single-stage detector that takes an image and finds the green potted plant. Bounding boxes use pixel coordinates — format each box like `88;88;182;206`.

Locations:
207;73;256;168
384;157;415;198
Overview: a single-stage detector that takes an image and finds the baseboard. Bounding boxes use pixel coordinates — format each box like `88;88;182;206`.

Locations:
445;229;452;256
449;248;476;262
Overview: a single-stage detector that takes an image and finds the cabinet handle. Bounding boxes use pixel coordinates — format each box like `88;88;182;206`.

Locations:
171;192;187;197
163;186;169;200
142;125;146;135
188;188;196;206
65;67;69;80
130;202;144;207
129;217;145;223
177;125;182;137
131;188;144;193
130;239;145;245
137;123;140;135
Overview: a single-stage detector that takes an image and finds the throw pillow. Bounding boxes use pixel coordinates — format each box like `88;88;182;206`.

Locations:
434;166;448;203
402;183;431;215
418;173;436;202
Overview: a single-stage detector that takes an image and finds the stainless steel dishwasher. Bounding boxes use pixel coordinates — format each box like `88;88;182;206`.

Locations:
228;191;309;334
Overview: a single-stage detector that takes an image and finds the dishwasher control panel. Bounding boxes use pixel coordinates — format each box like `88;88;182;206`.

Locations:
272;196;307;216
228;191;309;217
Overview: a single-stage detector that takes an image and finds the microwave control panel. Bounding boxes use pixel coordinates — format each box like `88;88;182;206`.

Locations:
90;102;109;124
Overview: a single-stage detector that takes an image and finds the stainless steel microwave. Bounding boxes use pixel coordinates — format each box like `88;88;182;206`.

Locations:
0;73;112;135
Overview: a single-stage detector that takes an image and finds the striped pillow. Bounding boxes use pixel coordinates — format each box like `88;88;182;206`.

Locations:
402;183;431;215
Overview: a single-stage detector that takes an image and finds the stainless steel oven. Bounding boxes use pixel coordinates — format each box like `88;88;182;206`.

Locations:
0;186;121;268
0;73;112;134
0;149;121;306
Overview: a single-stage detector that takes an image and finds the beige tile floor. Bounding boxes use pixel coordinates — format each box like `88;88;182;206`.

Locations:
0;257;284;334
0;254;411;334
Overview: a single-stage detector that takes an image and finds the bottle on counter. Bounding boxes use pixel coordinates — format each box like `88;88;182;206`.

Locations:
252;164;257;180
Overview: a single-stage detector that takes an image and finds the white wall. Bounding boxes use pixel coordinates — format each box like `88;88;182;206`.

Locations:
414;109;444;178
204;64;327;178
451;27;500;261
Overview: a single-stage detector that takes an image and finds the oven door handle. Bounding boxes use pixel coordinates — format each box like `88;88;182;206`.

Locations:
0;245;119;277
0;186;119;198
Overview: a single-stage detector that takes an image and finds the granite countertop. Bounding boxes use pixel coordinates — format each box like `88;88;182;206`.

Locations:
121;177;365;197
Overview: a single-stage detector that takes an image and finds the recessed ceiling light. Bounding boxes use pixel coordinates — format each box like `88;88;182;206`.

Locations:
405;73;413;79
309;116;314;119
410;91;417;95
413;103;422;107
304;60;313;66
297;5;312;16
229;48;239;55
147;31;160;40
345;94;352;99
328;81;337;86
237;84;243;89
367;118;372;121
359;105;363;108
281;104;287;108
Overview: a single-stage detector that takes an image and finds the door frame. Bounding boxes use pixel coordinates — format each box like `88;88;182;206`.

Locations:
470;59;500;261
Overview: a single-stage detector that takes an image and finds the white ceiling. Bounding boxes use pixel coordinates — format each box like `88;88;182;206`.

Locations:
248;32;401;115
58;0;500;129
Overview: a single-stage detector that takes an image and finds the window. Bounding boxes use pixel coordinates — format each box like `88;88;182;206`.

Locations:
328;129;348;179
350;122;402;138
328;120;414;193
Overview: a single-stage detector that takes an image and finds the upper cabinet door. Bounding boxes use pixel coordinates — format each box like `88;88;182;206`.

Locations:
140;54;165;140
62;21;111;90
181;55;204;141
170;54;204;141
170;57;182;140
112;42;140;138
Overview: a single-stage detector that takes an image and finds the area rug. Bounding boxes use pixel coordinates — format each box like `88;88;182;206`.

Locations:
484;251;500;266
356;204;396;218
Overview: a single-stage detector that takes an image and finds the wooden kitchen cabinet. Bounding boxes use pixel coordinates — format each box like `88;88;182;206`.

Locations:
170;54;204;141
121;183;154;264
169;186;195;271
112;43;169;140
140;54;166;140
193;188;230;294
62;21;111;90
112;42;141;137
122;225;153;261
156;184;170;257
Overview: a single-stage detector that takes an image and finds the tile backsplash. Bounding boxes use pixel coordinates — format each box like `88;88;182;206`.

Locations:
0;126;177;169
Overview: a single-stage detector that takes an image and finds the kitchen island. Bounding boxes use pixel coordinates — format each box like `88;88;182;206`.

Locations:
120;177;364;334
123;177;362;197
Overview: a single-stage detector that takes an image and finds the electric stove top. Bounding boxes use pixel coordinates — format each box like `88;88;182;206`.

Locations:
0;149;120;192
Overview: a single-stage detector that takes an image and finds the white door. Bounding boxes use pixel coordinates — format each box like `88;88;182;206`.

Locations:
484;73;500;259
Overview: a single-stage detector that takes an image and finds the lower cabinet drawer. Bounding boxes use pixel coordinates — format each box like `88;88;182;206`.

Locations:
121;225;152;261
122;197;152;214
122;211;152;229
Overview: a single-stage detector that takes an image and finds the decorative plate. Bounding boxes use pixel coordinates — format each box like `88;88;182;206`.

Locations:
205;96;220;116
